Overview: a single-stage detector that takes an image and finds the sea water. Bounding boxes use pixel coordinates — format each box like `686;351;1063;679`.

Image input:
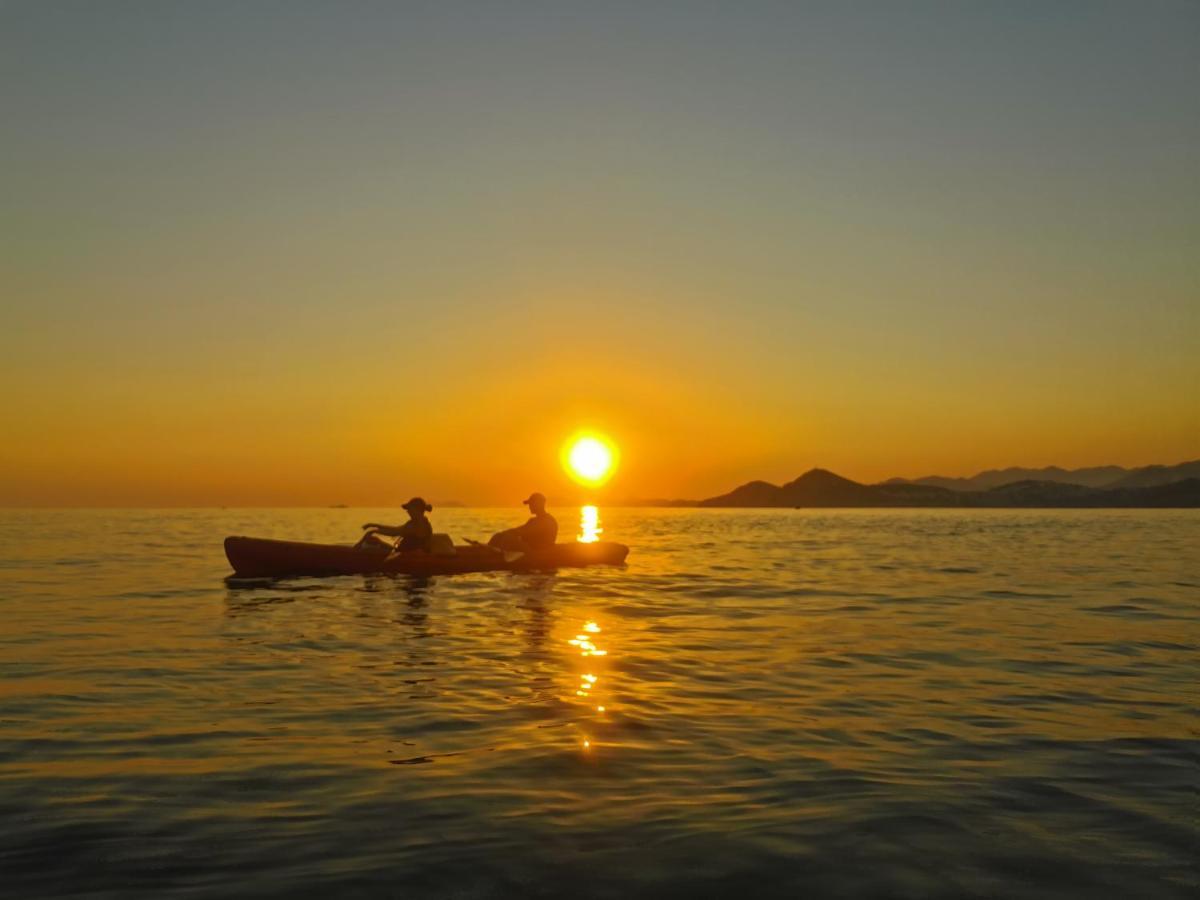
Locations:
1;508;1196;898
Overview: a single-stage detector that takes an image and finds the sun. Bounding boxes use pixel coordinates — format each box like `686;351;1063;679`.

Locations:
562;433;618;487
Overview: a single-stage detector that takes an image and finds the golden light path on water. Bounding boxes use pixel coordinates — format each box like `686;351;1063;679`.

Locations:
570;507;608;751
568;617;609;754
577;505;603;544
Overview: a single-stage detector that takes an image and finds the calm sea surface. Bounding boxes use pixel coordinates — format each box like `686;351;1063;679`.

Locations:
1;508;1196;899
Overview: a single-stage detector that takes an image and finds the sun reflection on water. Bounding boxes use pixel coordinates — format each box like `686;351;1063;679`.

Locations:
577;505;602;543
567;619;611;751
567;631;607;657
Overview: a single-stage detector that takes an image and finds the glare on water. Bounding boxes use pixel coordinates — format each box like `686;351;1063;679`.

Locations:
568;618;609;752
577;504;603;543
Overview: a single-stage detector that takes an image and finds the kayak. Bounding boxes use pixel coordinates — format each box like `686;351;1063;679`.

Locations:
224;535;629;579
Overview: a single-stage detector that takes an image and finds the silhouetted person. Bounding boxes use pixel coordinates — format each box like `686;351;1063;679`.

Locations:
356;497;434;552
489;492;558;552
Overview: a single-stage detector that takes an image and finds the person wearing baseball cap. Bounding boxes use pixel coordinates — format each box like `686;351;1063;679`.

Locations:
356;497;434;552
488;492;558;552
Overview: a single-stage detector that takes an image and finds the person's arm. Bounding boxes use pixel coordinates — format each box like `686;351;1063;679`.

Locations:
487;526;520;549
518;517;556;542
362;522;404;537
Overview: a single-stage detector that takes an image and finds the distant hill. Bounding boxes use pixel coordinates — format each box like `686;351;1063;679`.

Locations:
1105;460;1200;489
886;460;1199;492
981;479;1104;504
780;469;877;506
701;469;883;507
1104;478;1200;507
699;479;785;507
694;468;1200;508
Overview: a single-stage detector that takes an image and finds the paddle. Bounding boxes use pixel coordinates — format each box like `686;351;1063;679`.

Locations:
462;537;522;562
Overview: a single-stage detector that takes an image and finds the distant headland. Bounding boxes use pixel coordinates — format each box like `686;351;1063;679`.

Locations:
632;460;1200;508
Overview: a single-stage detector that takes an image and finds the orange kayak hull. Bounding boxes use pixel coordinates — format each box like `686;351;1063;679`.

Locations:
224;536;629;578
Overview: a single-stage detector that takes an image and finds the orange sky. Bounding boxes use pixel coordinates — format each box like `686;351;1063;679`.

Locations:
2;5;1197;506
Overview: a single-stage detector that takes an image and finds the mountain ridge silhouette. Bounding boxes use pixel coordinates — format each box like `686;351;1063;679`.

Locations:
674;460;1200;508
884;460;1199;492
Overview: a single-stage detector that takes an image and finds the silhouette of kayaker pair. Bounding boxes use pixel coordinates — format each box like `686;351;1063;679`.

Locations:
355;493;558;556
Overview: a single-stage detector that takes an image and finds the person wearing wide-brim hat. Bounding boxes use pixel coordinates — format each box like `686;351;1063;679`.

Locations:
487;492;558;552
356;497;434;552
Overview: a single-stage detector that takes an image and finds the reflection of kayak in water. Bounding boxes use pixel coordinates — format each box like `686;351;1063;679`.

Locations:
224;535;629;579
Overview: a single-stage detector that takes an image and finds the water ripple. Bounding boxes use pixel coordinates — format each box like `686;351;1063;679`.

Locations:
0;507;1196;898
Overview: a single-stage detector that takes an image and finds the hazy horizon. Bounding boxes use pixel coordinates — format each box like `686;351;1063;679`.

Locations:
4;1;1197;506
3;455;1195;509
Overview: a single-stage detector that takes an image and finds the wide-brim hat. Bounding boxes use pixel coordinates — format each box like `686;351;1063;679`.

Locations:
402;496;432;512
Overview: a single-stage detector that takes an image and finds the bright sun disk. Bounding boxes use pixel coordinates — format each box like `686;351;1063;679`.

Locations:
563;434;617;486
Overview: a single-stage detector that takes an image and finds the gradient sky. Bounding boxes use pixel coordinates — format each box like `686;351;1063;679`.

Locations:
3;1;1197;506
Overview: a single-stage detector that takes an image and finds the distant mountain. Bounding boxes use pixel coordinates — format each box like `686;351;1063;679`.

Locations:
695;468;1200;508
700;469;890;507
886;460;1199;492
702;468;953;508
780;469;877;506
982;480;1102;504
1105;478;1200;507
1105;460;1200;490
698;479;784;507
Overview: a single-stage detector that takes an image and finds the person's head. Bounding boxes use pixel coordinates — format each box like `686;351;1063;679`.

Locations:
523;492;547;515
402;497;432;520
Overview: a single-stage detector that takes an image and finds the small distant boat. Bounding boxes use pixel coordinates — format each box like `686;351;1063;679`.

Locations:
224;536;629;579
